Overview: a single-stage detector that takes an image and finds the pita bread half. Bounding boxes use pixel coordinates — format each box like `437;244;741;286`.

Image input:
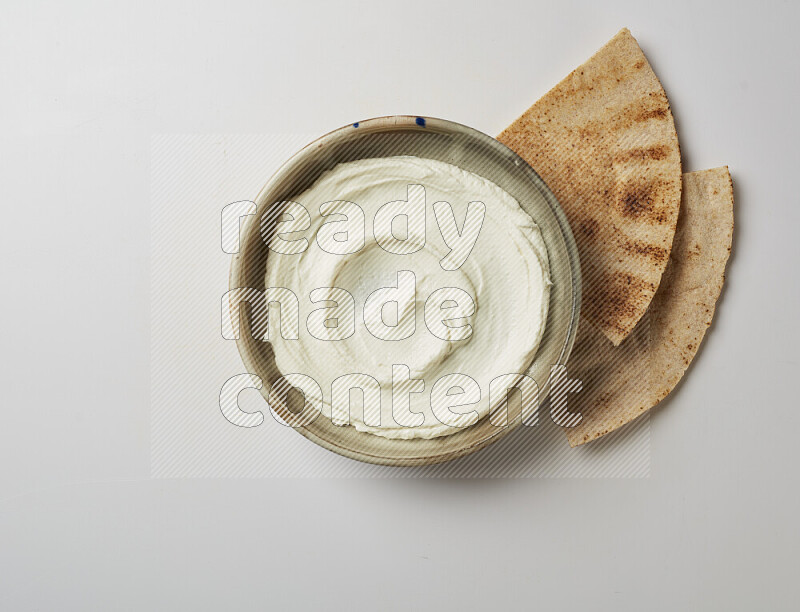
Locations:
498;28;682;345
565;167;734;447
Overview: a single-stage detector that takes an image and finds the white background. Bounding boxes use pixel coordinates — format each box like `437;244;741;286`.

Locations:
1;0;798;609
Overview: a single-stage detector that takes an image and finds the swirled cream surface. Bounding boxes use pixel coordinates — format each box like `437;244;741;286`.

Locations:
264;156;550;439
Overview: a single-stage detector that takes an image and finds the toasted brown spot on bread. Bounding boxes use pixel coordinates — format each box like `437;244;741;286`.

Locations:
617;179;675;224
621;239;669;263
634;106;668;122
585;270;655;337
614;145;669;163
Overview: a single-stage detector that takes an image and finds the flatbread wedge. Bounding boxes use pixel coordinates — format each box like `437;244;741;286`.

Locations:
498;28;682;345
566;167;734;446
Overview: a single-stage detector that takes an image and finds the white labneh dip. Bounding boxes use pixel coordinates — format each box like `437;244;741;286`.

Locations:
265;156;550;439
